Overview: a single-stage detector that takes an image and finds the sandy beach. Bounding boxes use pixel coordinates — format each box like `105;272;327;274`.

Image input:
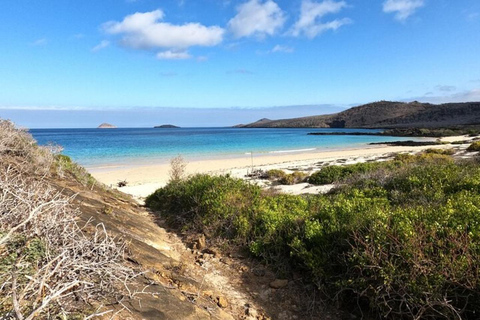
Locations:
90;136;474;199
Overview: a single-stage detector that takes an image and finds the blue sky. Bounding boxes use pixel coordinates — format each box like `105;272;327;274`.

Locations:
0;0;479;128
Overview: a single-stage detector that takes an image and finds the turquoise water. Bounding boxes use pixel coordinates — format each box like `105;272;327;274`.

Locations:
30;127;414;168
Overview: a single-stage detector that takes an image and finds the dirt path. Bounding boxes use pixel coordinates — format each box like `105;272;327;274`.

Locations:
53;176;341;319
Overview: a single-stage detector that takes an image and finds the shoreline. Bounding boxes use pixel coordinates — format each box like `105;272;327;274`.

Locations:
90;135;474;199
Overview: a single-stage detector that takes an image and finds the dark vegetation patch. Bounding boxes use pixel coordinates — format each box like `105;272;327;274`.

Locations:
146;152;480;319
368;140;443;146
467;141;480;152
308;127;480;137
263;169;309;185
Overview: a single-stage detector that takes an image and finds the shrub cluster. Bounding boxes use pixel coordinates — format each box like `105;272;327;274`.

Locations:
264;169;308;185
308;161;400;185
467;141;480;151
147;153;480;318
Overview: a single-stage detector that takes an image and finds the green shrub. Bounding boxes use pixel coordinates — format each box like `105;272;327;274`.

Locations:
279;171;308;185
55;154;97;187
308;162;399;185
146;157;480;319
425;148;455;155
308;165;345;184
145;174;262;239
265;169;287;180
467;141;480;151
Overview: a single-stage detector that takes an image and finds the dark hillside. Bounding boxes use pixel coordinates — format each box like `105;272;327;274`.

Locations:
241;101;480;128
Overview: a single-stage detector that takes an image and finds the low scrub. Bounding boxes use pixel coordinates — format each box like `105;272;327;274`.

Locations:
147;153;480;318
55;154;97;187
308;161;399;185
265;169;287;180
279;171;308;185
467;141;480;151
424;148;456;155
0;119;137;318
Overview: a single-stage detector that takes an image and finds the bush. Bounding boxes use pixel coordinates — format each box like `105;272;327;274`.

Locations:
169;155;187;182
55;154;97;187
145;174;262;239
425;148;455;155
467;141;480;151
146;155;480;319
308;162;399;185
279;171;309;185
265;169;287;180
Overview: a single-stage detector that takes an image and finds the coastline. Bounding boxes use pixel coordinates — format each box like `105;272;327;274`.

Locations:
90;135;473;199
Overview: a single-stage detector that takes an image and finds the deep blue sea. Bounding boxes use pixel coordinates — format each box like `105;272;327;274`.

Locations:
29;128;415;168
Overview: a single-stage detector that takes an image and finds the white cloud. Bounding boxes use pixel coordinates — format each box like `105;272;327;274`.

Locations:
103;9;224;52
272;45;294;53
31;38;48;46
383;0;425;21
160;71;178;77
290;0;352;38
228;0;286;39
411;88;480;104
156;50;192;60
467;12;479;22
91;40;110;52
227;69;254;75
435;85;456;92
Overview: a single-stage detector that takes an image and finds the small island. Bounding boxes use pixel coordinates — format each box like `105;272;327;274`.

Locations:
154;124;179;128
98;123;117;129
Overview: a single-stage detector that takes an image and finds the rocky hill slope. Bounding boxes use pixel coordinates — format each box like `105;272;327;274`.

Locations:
241;101;480;128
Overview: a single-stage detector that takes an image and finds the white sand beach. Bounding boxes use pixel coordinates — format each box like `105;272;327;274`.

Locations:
90;136;474;199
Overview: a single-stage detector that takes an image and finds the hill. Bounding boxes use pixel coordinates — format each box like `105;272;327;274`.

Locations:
98;122;117;128
154;124;179;128
240;101;480;128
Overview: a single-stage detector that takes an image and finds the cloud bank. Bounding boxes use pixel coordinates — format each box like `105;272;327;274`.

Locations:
383;0;425;21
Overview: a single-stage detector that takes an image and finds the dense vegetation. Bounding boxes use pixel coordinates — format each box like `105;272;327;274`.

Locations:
146;151;480;319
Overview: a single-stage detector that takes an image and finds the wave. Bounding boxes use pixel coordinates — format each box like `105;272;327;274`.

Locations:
269;148;317;154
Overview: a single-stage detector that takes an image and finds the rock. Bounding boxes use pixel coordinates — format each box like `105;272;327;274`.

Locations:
246;307;258;318
202;290;213;298
217;296;228;308
202;247;218;257
269;279;289;289
195;234;206;250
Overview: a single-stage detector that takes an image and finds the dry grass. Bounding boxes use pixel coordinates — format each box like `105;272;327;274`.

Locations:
0;119;139;319
168;155;187;182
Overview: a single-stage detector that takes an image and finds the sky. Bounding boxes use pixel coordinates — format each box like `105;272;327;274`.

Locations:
0;0;479;128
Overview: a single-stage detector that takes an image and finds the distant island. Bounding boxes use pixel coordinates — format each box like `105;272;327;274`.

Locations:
239;101;480;129
154;124;179;128
98;123;117;129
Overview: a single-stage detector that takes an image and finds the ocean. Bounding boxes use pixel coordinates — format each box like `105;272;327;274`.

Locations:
29;127;415;169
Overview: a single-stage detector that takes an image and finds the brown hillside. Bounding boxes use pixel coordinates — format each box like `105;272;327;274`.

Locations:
241;101;480;128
